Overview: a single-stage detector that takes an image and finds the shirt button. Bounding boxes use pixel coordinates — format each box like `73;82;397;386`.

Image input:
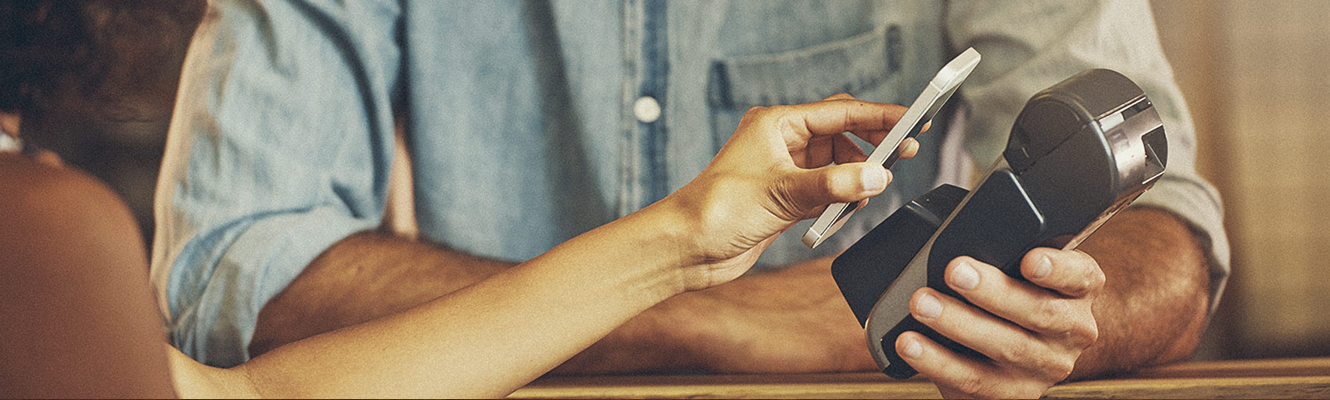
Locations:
634;96;662;123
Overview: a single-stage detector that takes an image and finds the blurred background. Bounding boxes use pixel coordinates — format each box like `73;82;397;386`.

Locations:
1151;0;1330;360
29;0;1328;362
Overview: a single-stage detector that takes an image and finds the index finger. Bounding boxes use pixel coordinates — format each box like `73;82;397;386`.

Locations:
778;99;908;138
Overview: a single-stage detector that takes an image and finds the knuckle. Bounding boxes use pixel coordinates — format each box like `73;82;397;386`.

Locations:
1073;251;1107;292
744;105;768;117
1069;320;1100;349
825;168;862;199
994;337;1079;384
1029;300;1068;333
1065;273;1100;297
996;341;1034;367
1088;267;1107;291
1049;356;1077;382
1069;281;1092;297
743;106;775;122
820;169;841;194
953;373;992;398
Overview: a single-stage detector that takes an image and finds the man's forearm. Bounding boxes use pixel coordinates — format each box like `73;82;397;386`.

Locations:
1070;207;1212;379
249;231;514;357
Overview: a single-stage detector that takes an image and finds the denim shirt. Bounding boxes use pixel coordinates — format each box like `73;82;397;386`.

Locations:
153;0;1229;367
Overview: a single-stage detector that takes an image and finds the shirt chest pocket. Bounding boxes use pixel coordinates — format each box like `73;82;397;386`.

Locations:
708;24;905;110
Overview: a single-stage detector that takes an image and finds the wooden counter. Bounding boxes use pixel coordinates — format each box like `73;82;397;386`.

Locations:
508;357;1330;399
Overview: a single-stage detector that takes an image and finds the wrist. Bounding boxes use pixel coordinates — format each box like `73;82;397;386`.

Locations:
625;197;706;294
544;196;702;308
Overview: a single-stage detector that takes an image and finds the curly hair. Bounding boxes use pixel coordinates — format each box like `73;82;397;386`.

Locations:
0;0;203;118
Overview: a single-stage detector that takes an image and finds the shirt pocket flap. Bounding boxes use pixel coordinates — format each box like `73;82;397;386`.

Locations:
710;25;902;109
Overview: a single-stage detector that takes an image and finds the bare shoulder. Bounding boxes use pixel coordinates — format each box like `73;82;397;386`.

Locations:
0;155;176;398
0;153;146;264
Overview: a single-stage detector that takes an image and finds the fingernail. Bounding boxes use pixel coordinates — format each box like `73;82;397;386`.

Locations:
902;338;923;359
916;292;942;319
861;166;887;193
951;260;979;291
1031;255;1052;279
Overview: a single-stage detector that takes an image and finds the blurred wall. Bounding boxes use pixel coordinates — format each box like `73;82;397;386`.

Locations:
1152;0;1330;359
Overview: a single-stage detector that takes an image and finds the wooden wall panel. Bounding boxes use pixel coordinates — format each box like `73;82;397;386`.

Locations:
1152;0;1330;358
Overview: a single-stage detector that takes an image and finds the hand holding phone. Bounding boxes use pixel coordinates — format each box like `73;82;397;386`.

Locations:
802;48;981;248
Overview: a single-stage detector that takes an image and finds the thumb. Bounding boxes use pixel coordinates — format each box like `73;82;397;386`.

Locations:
772;163;891;219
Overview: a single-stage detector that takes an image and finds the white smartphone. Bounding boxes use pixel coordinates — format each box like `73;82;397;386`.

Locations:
802;47;981;248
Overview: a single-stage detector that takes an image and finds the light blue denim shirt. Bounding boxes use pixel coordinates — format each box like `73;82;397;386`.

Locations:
152;0;1229;367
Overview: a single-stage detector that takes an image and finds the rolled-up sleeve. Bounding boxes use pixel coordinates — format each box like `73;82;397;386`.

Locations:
945;0;1230;312
150;0;402;367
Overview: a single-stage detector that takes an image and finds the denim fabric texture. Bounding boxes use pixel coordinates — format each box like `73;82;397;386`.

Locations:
152;0;1228;367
